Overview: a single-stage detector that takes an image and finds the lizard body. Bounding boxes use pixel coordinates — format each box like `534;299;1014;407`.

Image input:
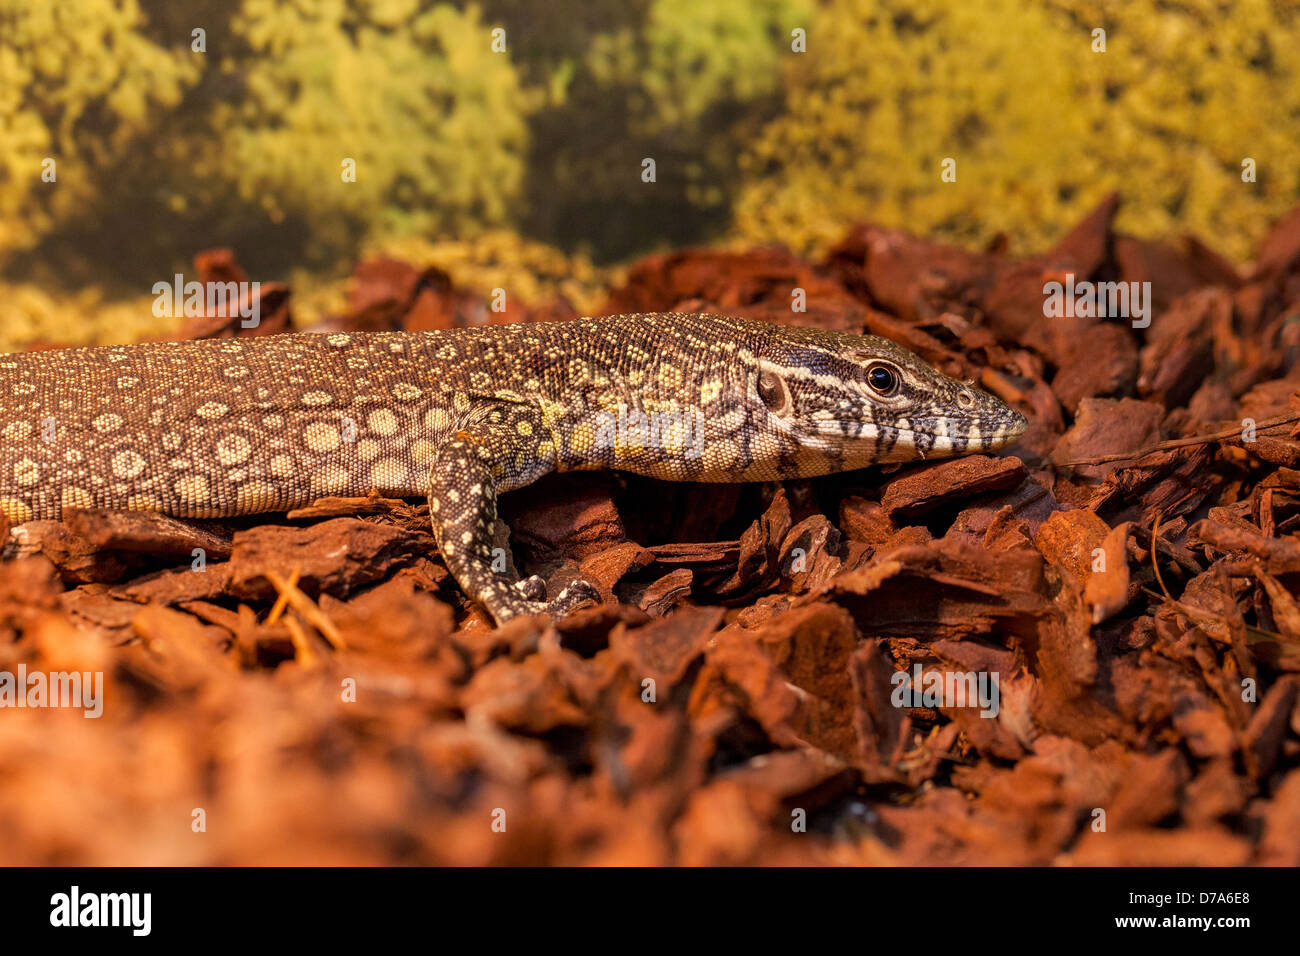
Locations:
0;312;1027;622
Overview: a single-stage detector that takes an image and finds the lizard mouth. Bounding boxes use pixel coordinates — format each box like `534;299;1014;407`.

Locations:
814;408;1028;455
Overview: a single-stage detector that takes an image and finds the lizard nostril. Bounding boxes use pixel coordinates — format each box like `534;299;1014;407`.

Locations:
957;391;975;410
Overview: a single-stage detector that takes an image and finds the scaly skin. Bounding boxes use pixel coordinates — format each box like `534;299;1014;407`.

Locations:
0;313;1027;622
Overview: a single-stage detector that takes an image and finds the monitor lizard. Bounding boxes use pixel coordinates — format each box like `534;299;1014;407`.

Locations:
0;312;1028;623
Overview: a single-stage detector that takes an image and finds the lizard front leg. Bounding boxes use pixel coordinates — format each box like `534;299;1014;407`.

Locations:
427;404;599;624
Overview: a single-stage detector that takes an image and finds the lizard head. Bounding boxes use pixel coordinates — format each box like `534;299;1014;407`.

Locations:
737;323;1028;477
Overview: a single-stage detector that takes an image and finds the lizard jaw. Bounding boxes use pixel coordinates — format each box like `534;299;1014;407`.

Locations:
809;406;1028;464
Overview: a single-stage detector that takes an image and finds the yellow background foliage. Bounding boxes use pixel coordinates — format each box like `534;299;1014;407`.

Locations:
735;0;1300;260
1;0;1298;348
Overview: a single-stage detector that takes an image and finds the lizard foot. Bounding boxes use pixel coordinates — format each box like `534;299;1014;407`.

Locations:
491;577;601;625
513;574;548;602
547;578;601;616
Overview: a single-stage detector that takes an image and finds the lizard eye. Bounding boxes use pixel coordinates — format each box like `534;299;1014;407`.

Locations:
866;364;899;395
757;370;791;415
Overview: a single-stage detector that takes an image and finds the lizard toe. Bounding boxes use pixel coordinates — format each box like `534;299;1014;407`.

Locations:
546;579;601;618
485;578;600;625
513;574;548;602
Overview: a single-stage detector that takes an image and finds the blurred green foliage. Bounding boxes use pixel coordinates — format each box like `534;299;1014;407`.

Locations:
4;0;530;282
0;0;197;260
221;0;528;260
2;0;811;282
495;0;811;261
1;0;1299;331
